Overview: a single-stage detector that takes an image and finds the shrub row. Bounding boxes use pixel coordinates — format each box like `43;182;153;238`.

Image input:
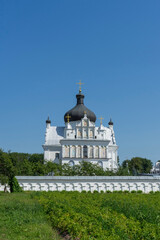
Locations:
35;191;160;240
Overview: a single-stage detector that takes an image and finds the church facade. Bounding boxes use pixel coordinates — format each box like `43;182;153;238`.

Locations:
43;87;118;171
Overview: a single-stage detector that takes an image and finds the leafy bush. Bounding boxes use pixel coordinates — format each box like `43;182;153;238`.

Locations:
8;177;23;193
137;190;142;193
35;191;160;239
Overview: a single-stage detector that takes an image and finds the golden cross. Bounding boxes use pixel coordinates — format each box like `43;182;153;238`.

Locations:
65;114;71;123
76;80;84;93
84;111;87;115
99;117;104;125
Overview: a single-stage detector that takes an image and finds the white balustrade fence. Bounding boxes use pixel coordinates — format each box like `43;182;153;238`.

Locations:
1;176;159;193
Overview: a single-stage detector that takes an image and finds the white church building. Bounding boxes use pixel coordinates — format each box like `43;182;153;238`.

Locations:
43;85;118;171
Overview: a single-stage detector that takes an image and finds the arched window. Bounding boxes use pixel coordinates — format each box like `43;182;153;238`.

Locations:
77;129;82;138
72;146;76;158
89;146;93;158
90;130;94;138
95;146;99;158
55;153;59;159
65;145;69;157
101;146;106;158
83;120;88;126
69;160;74;167
83;145;88;158
77;146;81;158
98;161;103;168
83;129;87;138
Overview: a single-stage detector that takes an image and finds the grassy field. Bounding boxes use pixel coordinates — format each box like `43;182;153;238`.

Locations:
1;191;160;240
0;192;62;240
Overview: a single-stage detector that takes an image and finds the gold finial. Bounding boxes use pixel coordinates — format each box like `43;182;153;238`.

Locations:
65;114;71;123
99;116;104;125
76;80;84;93
84;111;87;115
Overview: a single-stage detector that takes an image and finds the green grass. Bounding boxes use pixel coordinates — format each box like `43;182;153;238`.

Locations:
0;192;63;240
1;191;160;240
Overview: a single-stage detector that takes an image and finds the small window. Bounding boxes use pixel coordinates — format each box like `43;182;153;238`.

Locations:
56;153;59;159
83;120;88;126
90;130;94;138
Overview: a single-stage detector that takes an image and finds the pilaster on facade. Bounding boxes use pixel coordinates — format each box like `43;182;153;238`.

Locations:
69;145;72;158
62;145;64;158
93;146;95;158
81;146;83;158
99;146;101;159
75;145;78;158
87;145;90;158
106;146;108;159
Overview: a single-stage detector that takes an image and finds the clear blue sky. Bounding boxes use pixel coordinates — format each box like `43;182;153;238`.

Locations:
0;0;160;164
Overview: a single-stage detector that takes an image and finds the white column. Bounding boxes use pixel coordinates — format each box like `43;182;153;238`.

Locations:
62;145;65;158
93;146;95;158
87;145;89;158
105;146;108;159
82;129;84;139
75;145;78;158
98;146;101;159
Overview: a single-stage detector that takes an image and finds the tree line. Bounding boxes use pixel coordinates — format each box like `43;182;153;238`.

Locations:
0;150;153;177
0;149;153;191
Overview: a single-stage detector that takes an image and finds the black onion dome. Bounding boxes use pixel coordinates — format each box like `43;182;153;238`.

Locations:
108;118;113;125
64;92;96;123
46;116;51;124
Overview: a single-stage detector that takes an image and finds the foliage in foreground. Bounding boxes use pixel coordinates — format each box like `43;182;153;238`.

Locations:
0;150;23;192
0;192;62;240
37;191;160;240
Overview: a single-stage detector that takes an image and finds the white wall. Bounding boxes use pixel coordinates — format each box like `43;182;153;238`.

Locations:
4;176;159;193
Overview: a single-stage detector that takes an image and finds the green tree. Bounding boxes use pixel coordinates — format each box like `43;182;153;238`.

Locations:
116;166;131;176
29;154;44;164
44;161;62;176
0;150;15;192
8;176;23;192
122;157;153;174
0;174;9;192
0;150;15;178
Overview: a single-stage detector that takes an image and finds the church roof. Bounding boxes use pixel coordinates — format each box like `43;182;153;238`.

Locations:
45;126;64;145
64;91;96;123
